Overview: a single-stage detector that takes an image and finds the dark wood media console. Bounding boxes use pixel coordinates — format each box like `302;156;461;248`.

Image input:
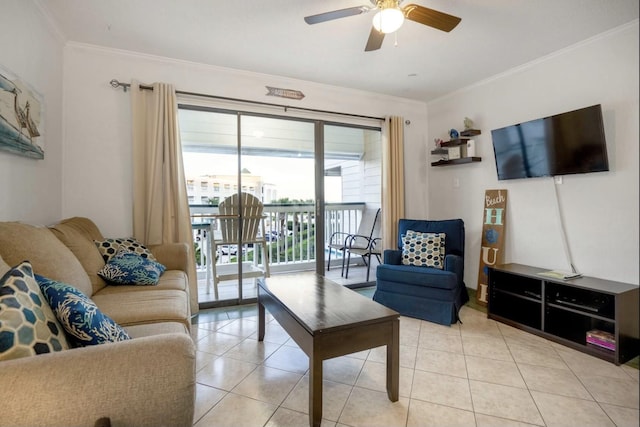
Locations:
488;263;639;365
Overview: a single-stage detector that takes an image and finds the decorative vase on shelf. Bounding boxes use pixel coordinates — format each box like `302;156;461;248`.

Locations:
449;129;459;139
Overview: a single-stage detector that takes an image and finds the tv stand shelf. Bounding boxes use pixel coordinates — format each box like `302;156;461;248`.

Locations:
488;263;639;365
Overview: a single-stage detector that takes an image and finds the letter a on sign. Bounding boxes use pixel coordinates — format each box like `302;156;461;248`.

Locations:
476;189;508;305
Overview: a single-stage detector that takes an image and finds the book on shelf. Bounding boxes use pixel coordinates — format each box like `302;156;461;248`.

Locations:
587;329;615;342
587;337;616;351
538;270;583;280
586;329;615;351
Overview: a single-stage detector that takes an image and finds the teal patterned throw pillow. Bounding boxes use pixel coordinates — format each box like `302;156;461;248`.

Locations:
97;250;166;286
401;231;446;269
36;275;130;347
0;262;69;361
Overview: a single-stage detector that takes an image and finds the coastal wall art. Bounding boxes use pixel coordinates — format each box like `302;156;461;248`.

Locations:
0;65;44;159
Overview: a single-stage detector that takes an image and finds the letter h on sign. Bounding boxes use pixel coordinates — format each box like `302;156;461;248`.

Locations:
485;208;504;226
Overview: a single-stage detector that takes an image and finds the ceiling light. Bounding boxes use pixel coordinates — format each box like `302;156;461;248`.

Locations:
372;6;404;34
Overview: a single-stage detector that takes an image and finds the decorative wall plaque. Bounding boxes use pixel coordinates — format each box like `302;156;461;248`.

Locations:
265;86;305;100
0;65;44;159
476;189;508;305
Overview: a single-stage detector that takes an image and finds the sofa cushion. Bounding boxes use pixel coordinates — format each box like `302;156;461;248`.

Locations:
36;275;131;347
92;289;190;328
125;321;189;338
376;263;457;290
98;250;166;286
49;220;108;295
0;255;9;276
94;237;157;263
401;231;445;269
52;217;105;241
0;222;93;297
94;270;188;294
1;262;70;361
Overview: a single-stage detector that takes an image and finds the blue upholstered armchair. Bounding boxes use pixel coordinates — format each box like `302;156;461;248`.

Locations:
373;219;469;325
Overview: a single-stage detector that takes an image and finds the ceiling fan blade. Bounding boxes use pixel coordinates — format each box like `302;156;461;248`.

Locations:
365;27;385;52
402;4;461;32
304;5;372;25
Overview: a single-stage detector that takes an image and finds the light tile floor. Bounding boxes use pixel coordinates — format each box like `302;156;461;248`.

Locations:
190;290;639;427
197;258;379;304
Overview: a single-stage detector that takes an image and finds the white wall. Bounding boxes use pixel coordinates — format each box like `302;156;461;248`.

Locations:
0;0;65;224
427;22;639;287
61;44;428;237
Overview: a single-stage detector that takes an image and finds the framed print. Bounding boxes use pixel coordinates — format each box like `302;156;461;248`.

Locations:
0;65;44;159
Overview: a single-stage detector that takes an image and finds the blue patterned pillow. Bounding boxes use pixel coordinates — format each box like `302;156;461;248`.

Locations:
35;275;130;347
97;250;166;285
94;237;156;263
0;262;70;360
401;230;446;269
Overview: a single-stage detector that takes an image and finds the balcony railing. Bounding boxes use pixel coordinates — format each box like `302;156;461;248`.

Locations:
190;202;367;274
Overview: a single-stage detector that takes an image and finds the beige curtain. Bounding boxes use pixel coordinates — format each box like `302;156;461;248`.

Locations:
381;116;405;250
131;81;198;315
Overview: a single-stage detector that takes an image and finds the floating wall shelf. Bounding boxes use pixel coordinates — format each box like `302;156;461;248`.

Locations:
431;157;482;167
430;129;482;167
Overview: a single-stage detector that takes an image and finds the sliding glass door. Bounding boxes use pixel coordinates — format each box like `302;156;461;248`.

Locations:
180;107;316;307
239;115;316;295
179;105;381;308
181;109;241;305
323;123;382;285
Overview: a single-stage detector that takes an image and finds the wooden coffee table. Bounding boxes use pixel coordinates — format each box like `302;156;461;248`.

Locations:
257;273;399;427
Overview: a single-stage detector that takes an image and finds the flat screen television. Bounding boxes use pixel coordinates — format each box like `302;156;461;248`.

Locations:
491;104;609;180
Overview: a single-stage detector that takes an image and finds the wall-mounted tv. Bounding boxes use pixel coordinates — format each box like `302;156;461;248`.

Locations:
491;104;609;180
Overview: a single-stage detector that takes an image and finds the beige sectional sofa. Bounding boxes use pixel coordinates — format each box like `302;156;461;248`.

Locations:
0;217;196;427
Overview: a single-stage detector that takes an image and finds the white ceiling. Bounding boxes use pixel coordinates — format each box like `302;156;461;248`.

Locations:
38;0;639;102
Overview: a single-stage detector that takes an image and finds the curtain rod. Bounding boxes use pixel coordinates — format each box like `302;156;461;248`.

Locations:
109;79;385;122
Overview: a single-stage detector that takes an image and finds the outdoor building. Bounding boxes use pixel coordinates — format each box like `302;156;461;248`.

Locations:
186;170;276;205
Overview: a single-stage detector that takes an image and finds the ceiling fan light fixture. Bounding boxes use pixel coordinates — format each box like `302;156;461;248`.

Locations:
372;7;404;34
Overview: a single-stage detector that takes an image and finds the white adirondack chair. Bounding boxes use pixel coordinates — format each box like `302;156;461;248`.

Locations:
210;193;270;299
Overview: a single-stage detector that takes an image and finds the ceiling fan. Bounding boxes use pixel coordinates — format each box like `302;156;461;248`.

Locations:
304;0;462;51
